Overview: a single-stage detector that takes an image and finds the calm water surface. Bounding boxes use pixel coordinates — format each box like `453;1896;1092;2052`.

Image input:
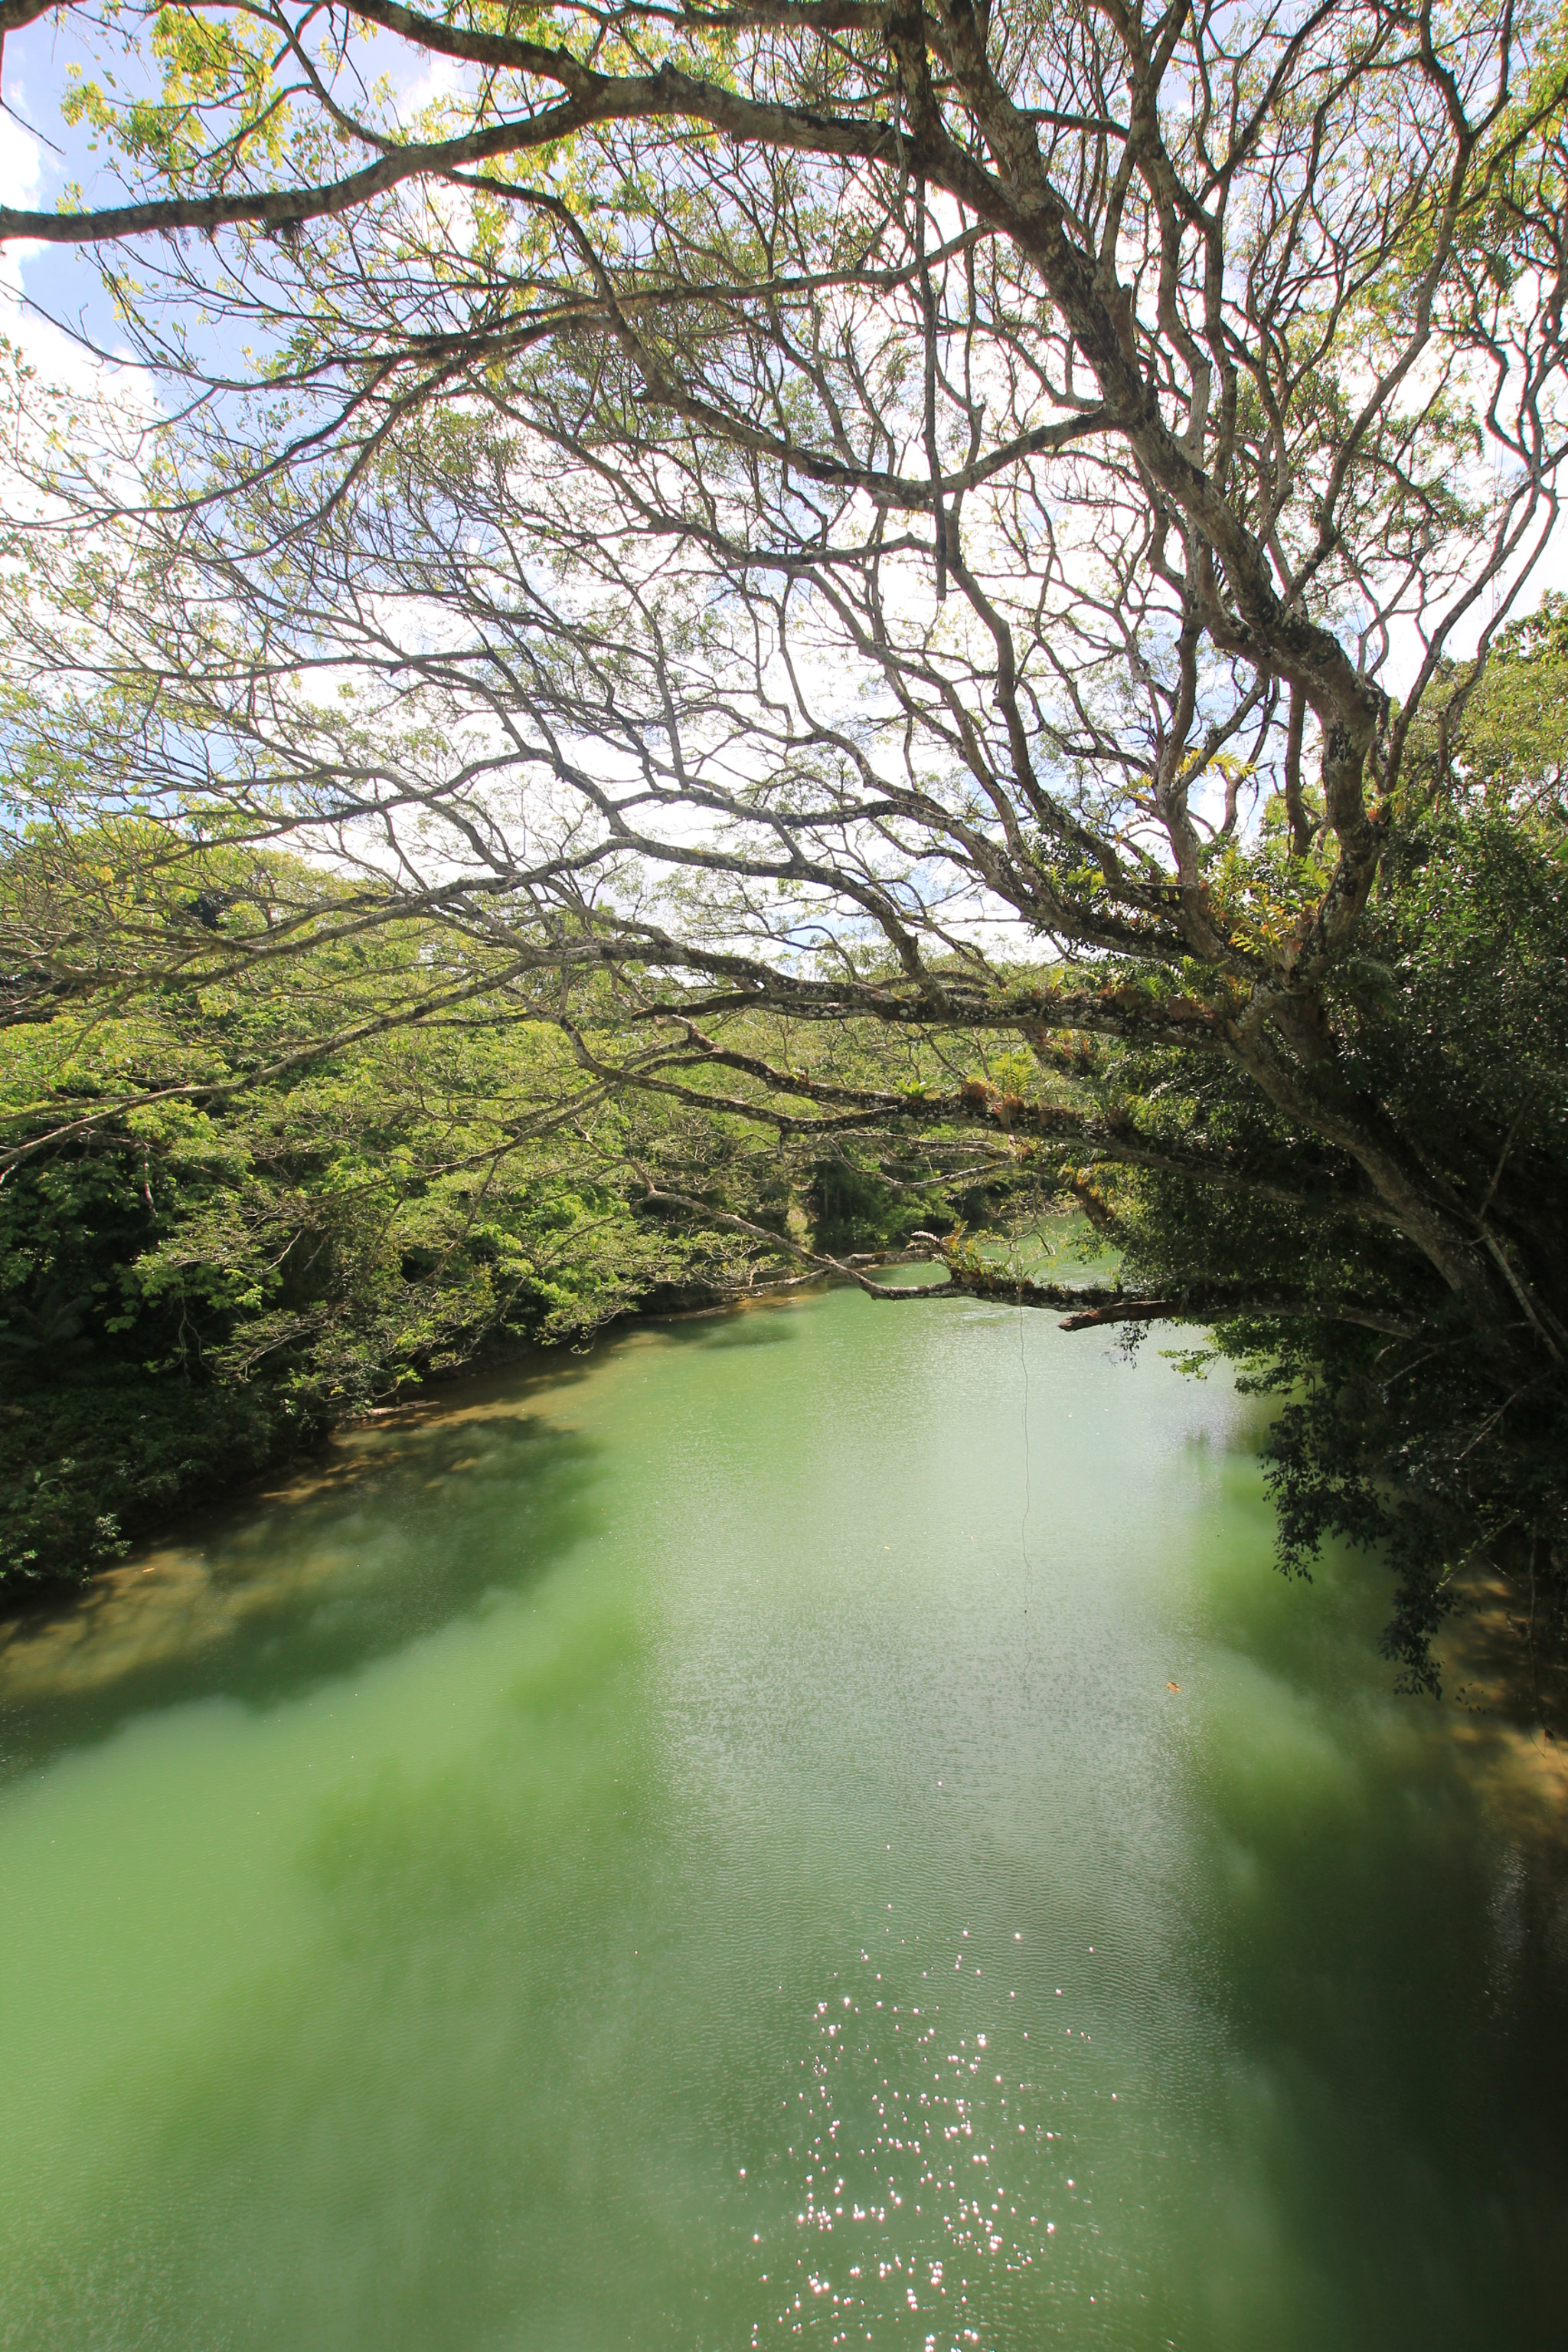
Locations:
2;1281;1565;2350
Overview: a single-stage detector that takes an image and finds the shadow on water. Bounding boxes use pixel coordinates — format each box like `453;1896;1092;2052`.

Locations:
639;1301;810;1349
5;1285;1568;2352
1134;1416;1568;2347
0;1298;809;1788
1173;1722;1568;2341
0;1389;604;1782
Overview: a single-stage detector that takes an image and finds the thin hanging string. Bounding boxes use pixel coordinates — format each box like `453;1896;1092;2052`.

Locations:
1018;1282;1033;1726
1018;1282;1032;1573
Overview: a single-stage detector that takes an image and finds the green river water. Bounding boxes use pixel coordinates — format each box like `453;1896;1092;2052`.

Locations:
2;1279;1565;2351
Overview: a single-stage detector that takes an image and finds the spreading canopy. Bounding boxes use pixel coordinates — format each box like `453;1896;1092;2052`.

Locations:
1;0;1566;1367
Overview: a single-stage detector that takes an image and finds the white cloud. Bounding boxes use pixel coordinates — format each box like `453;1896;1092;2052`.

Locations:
0;71;158;403
0;91;44;331
0;91;43;209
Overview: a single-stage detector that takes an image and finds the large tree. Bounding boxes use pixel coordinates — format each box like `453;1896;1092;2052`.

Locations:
2;0;1567;1671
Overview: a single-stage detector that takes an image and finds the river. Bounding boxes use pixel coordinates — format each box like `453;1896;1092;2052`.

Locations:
2;1279;1565;2350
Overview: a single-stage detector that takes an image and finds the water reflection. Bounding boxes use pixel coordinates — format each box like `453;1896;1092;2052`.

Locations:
1;1289;1565;2352
0;1383;602;1774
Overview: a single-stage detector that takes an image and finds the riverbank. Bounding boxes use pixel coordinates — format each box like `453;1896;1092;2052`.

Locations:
0;1268;854;1606
0;1228;961;1610
7;1276;1563;1798
4;1278;1566;2352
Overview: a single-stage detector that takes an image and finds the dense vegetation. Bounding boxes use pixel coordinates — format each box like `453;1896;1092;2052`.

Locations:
0;864;982;1587
1110;818;1567;1694
1057;616;1568;1700
1;979;669;1582
1;0;1566;1723
8;627;1564;1723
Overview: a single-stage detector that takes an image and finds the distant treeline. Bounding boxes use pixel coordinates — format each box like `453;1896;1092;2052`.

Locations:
0;903;1004;1590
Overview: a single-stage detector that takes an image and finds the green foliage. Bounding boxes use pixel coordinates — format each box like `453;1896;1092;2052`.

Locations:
808;1154;936;1255
0;835;1017;1592
2;1374;293;1590
9;619;1567;1718
0;867;782;1589
1095;741;1568;1700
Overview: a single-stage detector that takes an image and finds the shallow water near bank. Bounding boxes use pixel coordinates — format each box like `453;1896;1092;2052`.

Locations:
2;1282;1565;2352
